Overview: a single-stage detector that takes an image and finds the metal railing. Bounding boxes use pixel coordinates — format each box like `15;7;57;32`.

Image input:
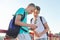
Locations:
0;29;60;40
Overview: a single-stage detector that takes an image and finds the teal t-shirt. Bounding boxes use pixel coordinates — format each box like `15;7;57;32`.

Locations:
15;8;29;34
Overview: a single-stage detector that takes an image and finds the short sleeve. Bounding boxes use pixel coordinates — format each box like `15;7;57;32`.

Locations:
42;17;47;24
15;8;25;16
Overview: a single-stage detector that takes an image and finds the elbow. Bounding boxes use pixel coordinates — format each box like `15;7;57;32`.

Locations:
46;27;49;32
45;27;49;32
47;27;49;31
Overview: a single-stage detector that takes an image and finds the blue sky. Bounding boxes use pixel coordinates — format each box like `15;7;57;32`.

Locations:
0;0;60;34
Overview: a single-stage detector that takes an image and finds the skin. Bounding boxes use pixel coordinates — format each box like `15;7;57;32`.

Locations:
33;9;49;37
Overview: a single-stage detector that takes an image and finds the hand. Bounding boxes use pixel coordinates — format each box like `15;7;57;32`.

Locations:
38;32;43;37
29;24;37;30
34;31;43;37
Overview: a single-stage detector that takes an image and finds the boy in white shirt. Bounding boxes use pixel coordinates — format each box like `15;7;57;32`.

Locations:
30;6;49;40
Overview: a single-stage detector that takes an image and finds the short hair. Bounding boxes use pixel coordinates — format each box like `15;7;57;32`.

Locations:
28;3;35;7
36;6;40;11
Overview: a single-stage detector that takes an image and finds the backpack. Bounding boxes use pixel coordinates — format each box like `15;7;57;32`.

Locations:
30;16;48;36
6;12;28;38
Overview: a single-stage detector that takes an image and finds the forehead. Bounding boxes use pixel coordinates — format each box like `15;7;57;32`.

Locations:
35;9;38;12
34;9;40;14
30;6;35;9
35;8;40;12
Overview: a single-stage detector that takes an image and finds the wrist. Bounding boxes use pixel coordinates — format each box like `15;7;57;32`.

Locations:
26;24;31;27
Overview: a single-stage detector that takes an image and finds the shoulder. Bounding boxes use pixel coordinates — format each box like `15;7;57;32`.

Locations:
39;16;46;21
15;8;25;15
16;8;25;13
40;16;47;23
18;8;25;11
39;16;45;19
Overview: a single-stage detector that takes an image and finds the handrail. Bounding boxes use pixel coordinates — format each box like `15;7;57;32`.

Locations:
0;29;7;33
0;30;60;40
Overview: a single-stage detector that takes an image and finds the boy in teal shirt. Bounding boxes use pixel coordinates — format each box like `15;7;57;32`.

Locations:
15;3;36;40
15;8;29;34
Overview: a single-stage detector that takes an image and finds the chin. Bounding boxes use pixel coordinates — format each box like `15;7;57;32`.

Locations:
34;16;36;17
34;16;37;17
29;12;32;14
28;13;31;14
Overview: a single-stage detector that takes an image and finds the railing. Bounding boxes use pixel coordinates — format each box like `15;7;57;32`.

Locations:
0;29;60;40
0;30;7;33
48;33;60;40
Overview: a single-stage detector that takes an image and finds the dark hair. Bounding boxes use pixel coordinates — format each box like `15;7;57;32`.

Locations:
36;6;40;11
28;3;35;7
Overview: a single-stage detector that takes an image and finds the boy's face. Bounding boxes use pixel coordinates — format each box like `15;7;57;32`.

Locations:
33;9;40;17
28;6;35;14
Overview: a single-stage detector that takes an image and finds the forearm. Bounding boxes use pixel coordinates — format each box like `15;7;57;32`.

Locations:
15;21;30;27
33;30;40;37
34;30;48;37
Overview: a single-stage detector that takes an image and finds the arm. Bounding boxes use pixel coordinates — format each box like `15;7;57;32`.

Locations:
15;15;30;27
15;15;37;29
38;17;50;37
38;23;49;37
34;17;49;37
33;30;40;37
34;23;49;37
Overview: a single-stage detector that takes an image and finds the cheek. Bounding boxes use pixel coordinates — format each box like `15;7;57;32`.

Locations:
34;14;37;16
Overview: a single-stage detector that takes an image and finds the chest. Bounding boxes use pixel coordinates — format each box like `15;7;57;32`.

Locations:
31;17;44;31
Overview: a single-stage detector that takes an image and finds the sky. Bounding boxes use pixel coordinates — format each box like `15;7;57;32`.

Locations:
0;0;60;35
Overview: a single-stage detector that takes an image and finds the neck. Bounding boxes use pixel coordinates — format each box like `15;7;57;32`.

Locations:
26;8;28;12
34;16;37;24
34;16;37;20
26;8;30;14
34;16;38;18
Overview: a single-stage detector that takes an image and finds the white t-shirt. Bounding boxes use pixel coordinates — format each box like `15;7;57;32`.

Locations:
31;16;47;39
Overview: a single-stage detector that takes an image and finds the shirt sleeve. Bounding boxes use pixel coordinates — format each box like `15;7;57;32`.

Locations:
42;17;47;24
15;8;25;16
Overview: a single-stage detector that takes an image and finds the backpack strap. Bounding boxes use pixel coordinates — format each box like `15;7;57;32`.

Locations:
20;12;28;32
15;11;28;32
21;12;25;21
40;16;43;25
30;18;33;23
40;16;48;36
40;16;46;29
13;12;25;25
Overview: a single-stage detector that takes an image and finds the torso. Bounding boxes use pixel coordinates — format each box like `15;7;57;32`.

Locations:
31;16;47;39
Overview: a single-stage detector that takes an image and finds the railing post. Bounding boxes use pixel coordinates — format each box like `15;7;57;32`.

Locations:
48;33;54;40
